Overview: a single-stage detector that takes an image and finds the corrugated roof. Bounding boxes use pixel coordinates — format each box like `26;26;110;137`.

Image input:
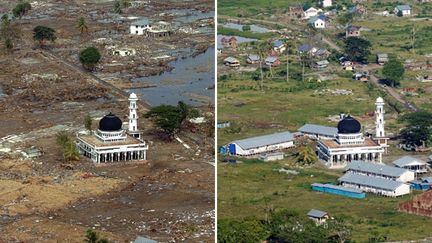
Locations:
308;15;325;24
248;54;260;61
338;173;406;191
298;124;337;137
224;57;239;63
131;18;150;26
265;56;278;63
307;209;327;218
134;236;157;243
396;5;411;11
273;40;284;48
231;131;294;150
311;183;363;193
393;156;427;167
346;161;409;177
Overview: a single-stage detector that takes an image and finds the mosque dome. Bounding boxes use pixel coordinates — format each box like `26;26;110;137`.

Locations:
99;112;123;131
337;115;361;134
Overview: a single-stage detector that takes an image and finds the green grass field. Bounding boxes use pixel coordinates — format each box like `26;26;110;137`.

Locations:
217;72;401;146
218;161;432;242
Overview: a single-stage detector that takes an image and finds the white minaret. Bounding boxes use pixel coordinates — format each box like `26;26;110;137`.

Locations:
375;97;385;138
128;93;139;137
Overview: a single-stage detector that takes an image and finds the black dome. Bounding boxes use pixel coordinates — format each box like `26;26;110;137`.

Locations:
337;115;361;134
99;112;122;131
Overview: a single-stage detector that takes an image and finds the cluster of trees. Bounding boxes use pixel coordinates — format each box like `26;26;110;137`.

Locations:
296;144;317;165
80;47;102;70
56;131;80;162
382;58;404;87
399;110;432;147
144;101;200;140
218;210;352;243
12;1;32;19
344;37;371;63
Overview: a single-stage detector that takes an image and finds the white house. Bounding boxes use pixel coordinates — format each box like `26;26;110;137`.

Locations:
228;131;295;156
394;5;411;16
272;40;286;53
393;156;428;174
321;0;332;8
338;173;411;197
307;209;329;225
304;7;322;19
130;18;151;35
308;15;326;29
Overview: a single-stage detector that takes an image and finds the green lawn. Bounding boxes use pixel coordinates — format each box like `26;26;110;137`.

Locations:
218;161;432;242
217;73;400;146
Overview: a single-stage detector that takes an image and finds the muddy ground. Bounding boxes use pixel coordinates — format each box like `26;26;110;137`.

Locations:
0;0;214;242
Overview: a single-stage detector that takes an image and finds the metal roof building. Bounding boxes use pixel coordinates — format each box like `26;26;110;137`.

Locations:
393;156;428;174
345;160;414;182
311;183;365;199
338;173;410;197
229;131;295;156
133;236;157;243
307;209;328;218
298;124;337;139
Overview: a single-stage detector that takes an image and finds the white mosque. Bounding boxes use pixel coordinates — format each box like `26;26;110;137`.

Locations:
317;97;388;168
76;93;149;164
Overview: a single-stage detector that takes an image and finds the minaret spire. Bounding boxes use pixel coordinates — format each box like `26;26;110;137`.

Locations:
375;97;385;138
128;93;140;138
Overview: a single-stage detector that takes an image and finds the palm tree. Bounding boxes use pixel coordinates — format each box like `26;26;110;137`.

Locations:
296;145;317;165
114;0;122;14
63;141;80;162
77;17;88;34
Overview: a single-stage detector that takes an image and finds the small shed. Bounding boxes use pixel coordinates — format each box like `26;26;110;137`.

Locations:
223;57;240;67
258;152;284;162
377;53;388;65
393;156;428;174
247;54;260;64
265;56;281;67
307;209;329;225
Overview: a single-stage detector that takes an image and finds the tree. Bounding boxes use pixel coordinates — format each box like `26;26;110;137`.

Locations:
84;113;92;131
33;25;56;47
4;38;13;50
218;218;268;243
382;58;404;87
56;131;80;162
13;1;32;19
63;141;80;162
399;111;432;147
345;37;371;62
113;0;122;14
79;47;101;70
242;25;251;31
267;209;327;243
56;131;70;147
1;14;18;51
144;102;196;139
326;217;352;243
85;229;109;243
296;145;317;165
337;12;355;26
77;17;88;34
